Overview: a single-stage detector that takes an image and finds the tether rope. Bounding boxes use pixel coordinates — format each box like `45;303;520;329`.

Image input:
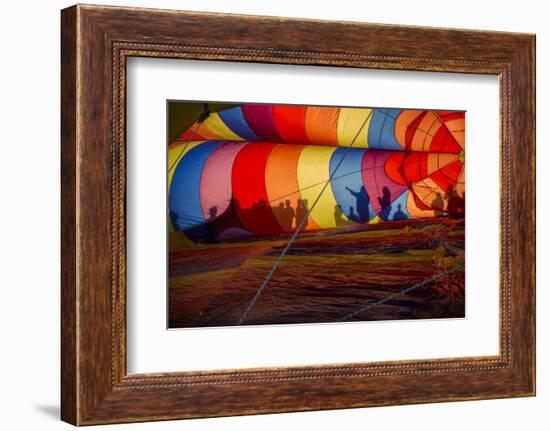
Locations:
338;263;464;322
237;111;374;325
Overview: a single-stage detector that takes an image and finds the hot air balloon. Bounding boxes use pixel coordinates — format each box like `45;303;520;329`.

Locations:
169;104;465;243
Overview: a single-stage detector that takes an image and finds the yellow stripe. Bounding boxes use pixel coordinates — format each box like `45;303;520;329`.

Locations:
203;113;244;141
368;215;382;225
297;146;348;228
336;108;372;148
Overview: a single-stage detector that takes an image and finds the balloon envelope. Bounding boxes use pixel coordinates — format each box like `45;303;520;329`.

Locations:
170;104;465;242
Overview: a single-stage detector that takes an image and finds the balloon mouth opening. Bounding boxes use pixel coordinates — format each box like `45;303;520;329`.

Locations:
459;150;465;163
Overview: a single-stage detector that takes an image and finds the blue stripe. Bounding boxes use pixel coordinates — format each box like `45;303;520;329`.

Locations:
218;107;261;141
329;147;374;223
169;141;224;231
368;109;402;151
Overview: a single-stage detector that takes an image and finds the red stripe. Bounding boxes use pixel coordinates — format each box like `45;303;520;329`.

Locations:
231;143;284;235
437;111;465;122
430;124;462;154
272;105;310;144
402;152;429;183
429;160;463;192
384;152;407;185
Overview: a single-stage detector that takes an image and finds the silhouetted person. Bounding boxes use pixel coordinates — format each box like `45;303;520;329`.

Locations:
334;204;346;226
207;206;218;222
251;199;272;220
431;192;445;217
207;197;248;242
273;202;285;224
296;199;309;229
345;185;370;222
183;205;220;243
281;199;295;231
257;199;268;211
393;204;407;221
348;206;359;223
446;185;463;219
230;197;243;214
378;186;392;221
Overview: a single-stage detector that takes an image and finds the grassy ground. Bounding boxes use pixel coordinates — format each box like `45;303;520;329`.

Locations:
168;219;465;328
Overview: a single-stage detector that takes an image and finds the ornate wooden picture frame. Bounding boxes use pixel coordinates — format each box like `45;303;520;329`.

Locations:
61;4;535;425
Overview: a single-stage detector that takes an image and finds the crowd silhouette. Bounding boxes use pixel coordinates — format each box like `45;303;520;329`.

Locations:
445;185;465;218
171;183;465;243
429;185;465;219
198;196;313;235
272;199;296;231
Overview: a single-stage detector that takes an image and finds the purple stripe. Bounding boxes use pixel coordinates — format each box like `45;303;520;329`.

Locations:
361;150;407;215
242;105;284;143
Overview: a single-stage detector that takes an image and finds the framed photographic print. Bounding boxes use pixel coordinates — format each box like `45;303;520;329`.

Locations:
61;4;535;425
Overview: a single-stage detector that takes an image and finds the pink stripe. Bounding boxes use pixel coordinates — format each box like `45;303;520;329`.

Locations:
200;142;248;220
362;151;407;214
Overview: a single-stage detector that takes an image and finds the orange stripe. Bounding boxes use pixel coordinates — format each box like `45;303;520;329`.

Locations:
183;122;225;140
264;144;320;232
305;107;340;146
395;110;423;148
